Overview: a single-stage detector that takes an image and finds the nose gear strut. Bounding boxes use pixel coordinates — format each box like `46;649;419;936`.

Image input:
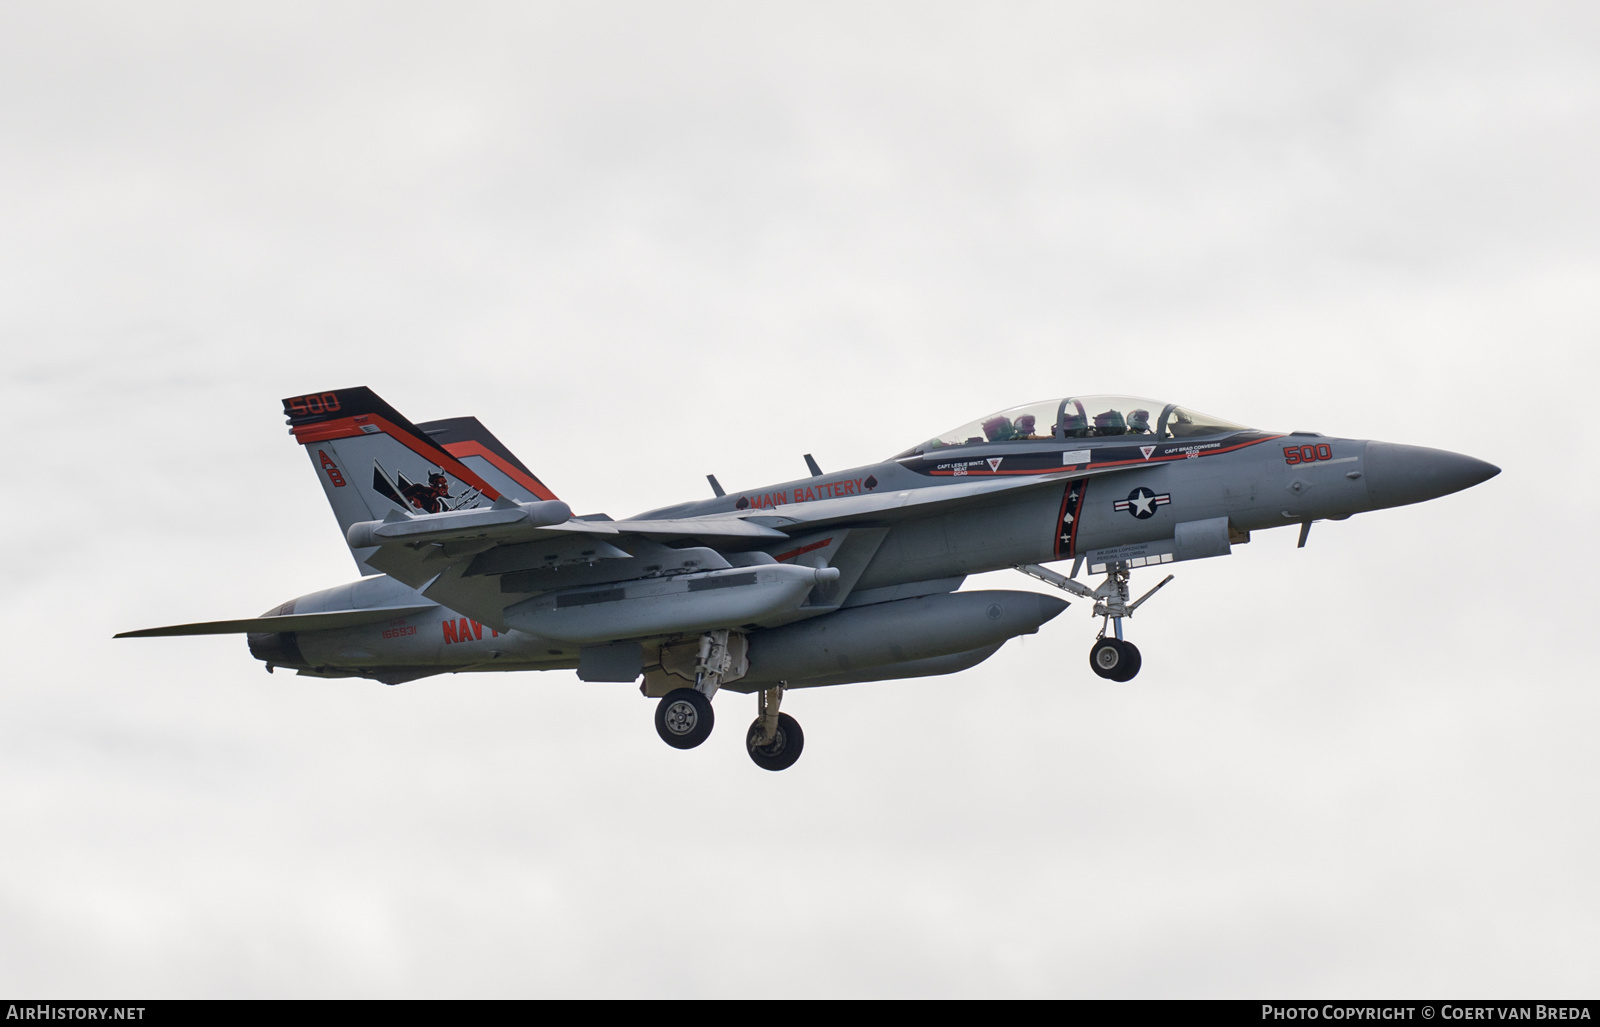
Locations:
1015;562;1173;682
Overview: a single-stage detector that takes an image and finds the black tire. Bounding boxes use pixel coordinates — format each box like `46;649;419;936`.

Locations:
745;712;804;772
1089;638;1127;679
1111;641;1142;682
655;688;714;749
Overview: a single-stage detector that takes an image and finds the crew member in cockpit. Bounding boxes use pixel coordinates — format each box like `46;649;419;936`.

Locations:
1092;410;1127;436
981;416;1014;442
1127;409;1152;435
1058;409;1090;438
1013;414;1040;439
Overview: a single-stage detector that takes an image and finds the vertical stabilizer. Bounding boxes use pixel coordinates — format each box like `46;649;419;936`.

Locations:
283;388;549;575
416;416;558;504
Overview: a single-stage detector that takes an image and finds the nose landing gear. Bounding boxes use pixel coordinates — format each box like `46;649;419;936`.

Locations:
1017;561;1172;683
1089;635;1141;682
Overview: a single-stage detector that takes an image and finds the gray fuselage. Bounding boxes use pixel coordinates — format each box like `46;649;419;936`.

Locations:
254;426;1495;688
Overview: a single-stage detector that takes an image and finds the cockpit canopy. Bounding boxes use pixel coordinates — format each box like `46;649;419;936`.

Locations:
899;396;1249;456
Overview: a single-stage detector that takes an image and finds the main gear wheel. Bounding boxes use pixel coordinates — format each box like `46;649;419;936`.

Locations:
745;712;804;771
655;688;715;749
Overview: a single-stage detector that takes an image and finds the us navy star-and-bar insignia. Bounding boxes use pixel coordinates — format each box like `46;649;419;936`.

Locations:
1114;486;1171;519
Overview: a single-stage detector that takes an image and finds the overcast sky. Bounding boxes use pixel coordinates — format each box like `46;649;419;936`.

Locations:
2;1;1597;998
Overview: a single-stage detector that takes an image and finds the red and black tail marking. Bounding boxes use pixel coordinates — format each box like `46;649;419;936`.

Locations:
417;416;558;502
282;387;502;502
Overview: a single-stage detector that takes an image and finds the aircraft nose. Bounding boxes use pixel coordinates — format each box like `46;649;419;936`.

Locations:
1363;442;1500;510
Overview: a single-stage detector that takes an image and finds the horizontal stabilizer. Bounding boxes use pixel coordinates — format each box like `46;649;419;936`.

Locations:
115;604;437;638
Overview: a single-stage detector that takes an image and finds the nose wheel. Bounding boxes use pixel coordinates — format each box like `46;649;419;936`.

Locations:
1016;561;1168;684
1089;637;1142;681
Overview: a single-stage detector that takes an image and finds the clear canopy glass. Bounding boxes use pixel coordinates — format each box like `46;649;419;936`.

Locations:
900;396;1250;455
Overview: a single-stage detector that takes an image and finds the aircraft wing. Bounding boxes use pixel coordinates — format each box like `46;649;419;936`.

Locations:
573;517;789;539
347;505;789;550
346;508;793;630
347;463;1156;633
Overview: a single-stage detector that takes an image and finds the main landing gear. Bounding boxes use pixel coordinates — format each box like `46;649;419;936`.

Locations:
746;684;803;772
650;631;806;771
655;688;714;749
1017;561;1173;683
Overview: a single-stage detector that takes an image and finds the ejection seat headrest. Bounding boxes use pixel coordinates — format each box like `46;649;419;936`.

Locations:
1093;410;1126;433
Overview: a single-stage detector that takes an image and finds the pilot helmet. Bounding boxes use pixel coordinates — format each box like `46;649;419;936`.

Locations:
1058;410;1087;436
1093;410;1126;435
1014;414;1036;436
1127;409;1150;432
981;416;1013;442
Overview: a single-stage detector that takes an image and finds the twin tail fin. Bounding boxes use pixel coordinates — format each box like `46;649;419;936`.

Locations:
283;387;557;574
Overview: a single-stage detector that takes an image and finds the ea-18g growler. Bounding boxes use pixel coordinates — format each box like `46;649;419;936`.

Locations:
119;388;1499;771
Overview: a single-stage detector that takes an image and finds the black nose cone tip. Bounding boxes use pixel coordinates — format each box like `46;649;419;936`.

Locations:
1364;442;1501;509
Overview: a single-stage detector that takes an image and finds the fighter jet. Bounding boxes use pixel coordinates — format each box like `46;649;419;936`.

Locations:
118;388;1499;771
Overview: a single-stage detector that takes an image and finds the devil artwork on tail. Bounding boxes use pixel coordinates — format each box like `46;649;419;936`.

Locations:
372;463;484;515
401;471;454;514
